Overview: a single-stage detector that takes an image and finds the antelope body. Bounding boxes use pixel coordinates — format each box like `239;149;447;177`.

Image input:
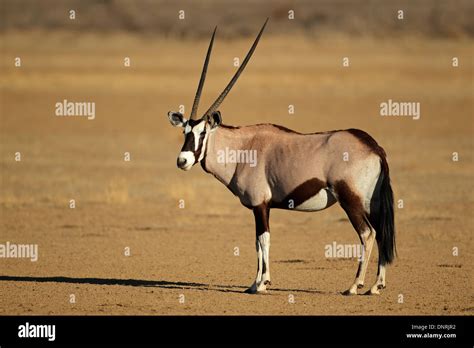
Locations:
167;19;395;295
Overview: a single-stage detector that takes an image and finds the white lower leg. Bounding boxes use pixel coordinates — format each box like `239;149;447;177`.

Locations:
347;262;363;295
258;232;271;291
248;232;271;293
359;233;375;281
248;238;263;293
369;264;386;294
347;229;375;295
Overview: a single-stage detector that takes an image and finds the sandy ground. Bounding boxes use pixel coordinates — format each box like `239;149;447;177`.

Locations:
0;32;472;315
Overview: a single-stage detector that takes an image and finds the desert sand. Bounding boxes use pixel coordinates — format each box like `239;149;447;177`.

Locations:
0;31;472;315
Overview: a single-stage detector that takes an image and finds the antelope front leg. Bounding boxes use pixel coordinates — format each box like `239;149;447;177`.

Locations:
245;204;271;294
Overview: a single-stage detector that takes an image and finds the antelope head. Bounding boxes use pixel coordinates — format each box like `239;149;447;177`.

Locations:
168;19;268;170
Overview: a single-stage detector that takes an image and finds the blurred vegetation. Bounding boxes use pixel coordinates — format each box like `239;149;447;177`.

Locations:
1;0;473;38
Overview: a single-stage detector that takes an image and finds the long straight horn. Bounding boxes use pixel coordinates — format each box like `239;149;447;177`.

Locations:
204;18;269;117
190;26;217;119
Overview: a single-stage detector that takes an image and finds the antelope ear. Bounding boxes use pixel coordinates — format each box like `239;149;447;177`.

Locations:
208;111;222;129
168;111;186;127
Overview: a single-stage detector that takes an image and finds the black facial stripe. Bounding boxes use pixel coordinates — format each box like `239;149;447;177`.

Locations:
194;130;207;160
182;132;195;152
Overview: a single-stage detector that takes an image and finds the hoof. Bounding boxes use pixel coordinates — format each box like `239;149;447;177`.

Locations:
342;289;357;296
342;283;359;295
366;287;380;295
244;281;268;294
244;287;268;294
366;283;385;295
264;280;272;286
244;287;256;294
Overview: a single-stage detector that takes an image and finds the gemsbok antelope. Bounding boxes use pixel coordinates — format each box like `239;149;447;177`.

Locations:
167;19;396;295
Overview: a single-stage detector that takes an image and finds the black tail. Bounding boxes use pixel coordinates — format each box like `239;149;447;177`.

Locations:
369;157;396;265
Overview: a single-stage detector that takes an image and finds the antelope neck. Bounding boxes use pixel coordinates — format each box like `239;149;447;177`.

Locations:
201;125;244;186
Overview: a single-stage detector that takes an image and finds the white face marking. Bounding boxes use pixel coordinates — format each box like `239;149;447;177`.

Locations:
191;121;206;151
177;151;195;171
184;124;192;134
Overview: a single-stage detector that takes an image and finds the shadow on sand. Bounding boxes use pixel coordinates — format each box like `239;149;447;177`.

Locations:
0;275;327;295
